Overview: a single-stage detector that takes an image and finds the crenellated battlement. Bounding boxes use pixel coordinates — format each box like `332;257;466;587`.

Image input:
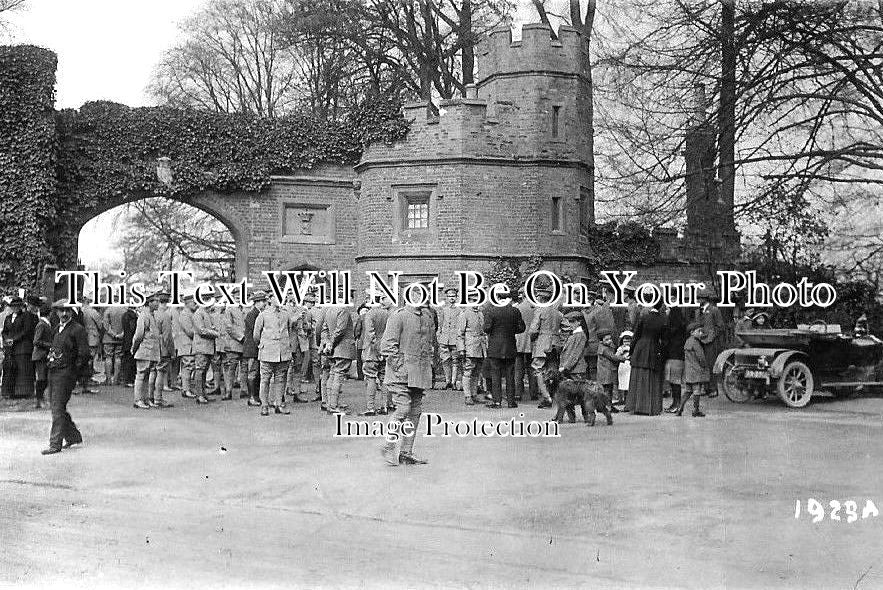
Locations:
478;23;589;85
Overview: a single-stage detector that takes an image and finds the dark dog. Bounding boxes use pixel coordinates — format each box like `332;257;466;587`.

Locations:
545;371;613;426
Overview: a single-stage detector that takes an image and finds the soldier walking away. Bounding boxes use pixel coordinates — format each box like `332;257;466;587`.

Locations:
41;300;89;455
380;292;434;467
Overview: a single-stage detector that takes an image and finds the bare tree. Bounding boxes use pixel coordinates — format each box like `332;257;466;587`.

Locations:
112;199;235;283
149;0;300;117
591;0;883;229
0;0;27;36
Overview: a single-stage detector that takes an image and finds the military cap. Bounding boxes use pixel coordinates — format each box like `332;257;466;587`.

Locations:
181;292;195;303
251;290;268;302
687;321;703;333
8;296;24;306
564;311;583;321
597;328;613;339
443;287;458;295
26;295;44;307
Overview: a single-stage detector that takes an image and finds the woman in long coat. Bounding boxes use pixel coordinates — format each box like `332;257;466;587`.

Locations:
626;301;667;415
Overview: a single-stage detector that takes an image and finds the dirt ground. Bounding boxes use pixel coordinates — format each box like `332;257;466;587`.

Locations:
2;381;883;590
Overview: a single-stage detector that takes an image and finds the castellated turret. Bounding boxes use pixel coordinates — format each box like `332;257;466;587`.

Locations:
355;23;595;288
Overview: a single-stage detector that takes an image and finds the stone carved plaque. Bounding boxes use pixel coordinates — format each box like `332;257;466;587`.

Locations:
283;204;332;243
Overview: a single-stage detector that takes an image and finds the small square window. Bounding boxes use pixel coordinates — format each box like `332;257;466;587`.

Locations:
402;192;430;230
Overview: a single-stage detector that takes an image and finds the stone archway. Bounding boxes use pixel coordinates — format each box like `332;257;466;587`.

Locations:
72;191;250;282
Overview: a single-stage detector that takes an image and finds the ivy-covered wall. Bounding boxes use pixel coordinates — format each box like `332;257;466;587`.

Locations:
0;45;58;290
0;44;409;289
51;97;407;269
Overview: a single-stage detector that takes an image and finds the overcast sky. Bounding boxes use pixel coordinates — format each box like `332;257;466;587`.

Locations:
4;0;204;109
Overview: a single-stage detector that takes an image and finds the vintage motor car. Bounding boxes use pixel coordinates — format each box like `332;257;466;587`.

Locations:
713;321;883;407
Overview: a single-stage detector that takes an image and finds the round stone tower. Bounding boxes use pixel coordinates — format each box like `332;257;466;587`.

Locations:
354;23;594;290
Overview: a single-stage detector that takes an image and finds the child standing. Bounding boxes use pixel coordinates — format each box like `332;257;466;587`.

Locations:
597;329;627;412
678;321;710;417
614;331;632;406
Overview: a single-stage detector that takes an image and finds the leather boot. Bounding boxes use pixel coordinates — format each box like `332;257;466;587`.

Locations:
665;384;681;413
675;389;693;416
692;394;705;417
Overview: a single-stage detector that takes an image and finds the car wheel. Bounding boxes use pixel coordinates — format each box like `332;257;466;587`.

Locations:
777;360;814;408
721;360;751;403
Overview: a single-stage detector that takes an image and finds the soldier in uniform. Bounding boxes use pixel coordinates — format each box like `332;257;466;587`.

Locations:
77;295;102;394
253;295;292;416
528;287;563;408
101;302;127;386
697;287;725;396
313;297;332;410
41;300;89;455
323;296;356;415
436;288;462;390
207;304;226;396
191;301;219;405
153;291;175;407
132;292;165;409
173;294;197;399
380;291;434;466
223;294;248;401
300;291;320;397
360;288;392;415
457;298;487;406
514;290;537;401
242;290;267;407
284;295;308;403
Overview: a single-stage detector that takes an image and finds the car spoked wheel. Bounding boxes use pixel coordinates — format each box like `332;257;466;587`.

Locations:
721;361;751;403
777;360;814;408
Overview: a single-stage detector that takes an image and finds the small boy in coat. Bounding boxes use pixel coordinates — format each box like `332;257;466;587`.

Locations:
597;329;627;412
678;321;710;417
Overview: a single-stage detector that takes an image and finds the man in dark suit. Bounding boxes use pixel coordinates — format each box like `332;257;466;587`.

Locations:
42;300;90;455
2;296;37;398
482;297;526;408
